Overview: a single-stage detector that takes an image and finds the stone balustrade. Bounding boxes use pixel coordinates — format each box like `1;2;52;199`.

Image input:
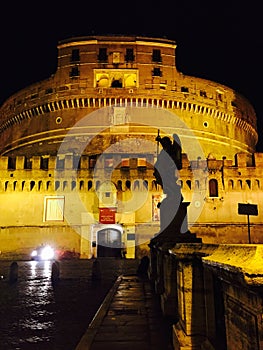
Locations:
149;242;263;349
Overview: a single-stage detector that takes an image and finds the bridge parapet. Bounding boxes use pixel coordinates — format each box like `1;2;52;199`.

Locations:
149;243;263;349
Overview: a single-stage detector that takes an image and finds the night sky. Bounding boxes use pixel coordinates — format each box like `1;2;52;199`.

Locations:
1;1;262;151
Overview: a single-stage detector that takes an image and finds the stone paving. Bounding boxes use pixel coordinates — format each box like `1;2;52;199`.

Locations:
0;258;139;350
76;275;174;350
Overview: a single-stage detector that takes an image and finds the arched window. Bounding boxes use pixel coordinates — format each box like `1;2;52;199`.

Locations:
38;181;42;191
246;179;251;189
133;180;140;190
46;181;51;191
30;181;35;191
117;180;122;191
88;180;93;191
228;179;234;190
209;179;218;197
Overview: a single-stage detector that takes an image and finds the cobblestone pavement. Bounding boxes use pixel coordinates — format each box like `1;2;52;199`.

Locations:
0;258;139;350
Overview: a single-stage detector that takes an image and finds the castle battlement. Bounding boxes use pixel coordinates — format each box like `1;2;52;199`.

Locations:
0;152;262;193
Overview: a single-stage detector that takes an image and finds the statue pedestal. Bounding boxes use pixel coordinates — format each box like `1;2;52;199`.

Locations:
150;201;202;248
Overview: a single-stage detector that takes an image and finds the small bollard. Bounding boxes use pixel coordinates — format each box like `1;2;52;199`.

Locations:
91;259;101;281
9;261;18;284
51;260;60;284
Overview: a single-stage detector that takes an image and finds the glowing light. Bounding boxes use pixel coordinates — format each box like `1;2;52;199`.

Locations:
31;250;38;257
30;245;55;260
40;245;55;260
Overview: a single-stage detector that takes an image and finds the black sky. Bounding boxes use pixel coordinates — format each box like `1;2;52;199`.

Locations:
1;1;262;151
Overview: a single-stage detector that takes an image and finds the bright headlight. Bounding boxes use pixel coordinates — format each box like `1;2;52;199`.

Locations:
40;245;55;260
31;250;38;257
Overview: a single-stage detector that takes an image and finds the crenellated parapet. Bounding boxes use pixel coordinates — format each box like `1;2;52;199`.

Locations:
1;152;263;194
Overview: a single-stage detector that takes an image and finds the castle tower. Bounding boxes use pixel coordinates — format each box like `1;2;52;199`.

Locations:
0;36;261;259
0;35;258;159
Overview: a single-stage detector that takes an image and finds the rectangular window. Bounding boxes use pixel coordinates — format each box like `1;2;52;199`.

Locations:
89;156;97;168
152;49;162;62
125;48;135;62
105;157;113;168
152;67;162;77
71;49;80;62
56;158;64;169
98;48;108;62
44;196;64;221
181;86;189;93
127;233;135;240
70;66;80;78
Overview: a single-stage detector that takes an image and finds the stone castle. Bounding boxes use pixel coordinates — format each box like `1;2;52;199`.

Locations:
0;35;262;259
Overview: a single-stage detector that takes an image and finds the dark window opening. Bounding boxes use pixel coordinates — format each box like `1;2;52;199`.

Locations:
125;48;135;62
152;67;162;77
25;158;32;169
98;48;108;62
41;157;49;170
73;156;80;170
89;156;97;168
181;86;189;93
111;79;122;87
45;88;53;94
209;179;218;197
200;90;207;97
217;93;223;102
8;157;16;170
70;66;80;78
117;180;122;191
152;49;162;62
56;158;65;170
71;49;80;62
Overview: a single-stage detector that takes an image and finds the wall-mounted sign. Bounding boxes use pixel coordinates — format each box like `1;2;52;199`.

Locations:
99;208;116;224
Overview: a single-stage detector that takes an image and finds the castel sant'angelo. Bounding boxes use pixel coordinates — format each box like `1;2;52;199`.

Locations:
0;35;262;259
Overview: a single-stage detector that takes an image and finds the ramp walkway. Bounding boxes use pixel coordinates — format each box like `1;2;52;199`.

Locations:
75;275;174;350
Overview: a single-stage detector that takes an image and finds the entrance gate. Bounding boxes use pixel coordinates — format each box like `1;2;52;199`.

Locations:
97;228;122;257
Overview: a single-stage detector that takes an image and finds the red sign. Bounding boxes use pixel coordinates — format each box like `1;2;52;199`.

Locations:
99;208;116;224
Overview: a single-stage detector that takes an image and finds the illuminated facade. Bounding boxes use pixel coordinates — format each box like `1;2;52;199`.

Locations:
0;35;262;259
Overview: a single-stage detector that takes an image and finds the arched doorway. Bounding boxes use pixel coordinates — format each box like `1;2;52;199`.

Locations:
97;228;122;257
